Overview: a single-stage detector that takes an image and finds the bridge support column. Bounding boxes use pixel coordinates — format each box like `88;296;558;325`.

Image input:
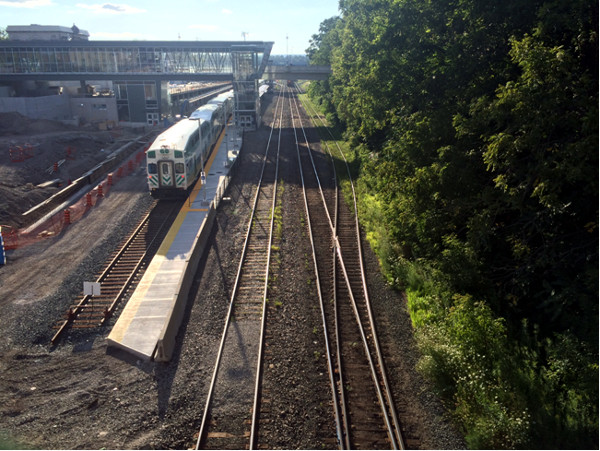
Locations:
232;47;265;131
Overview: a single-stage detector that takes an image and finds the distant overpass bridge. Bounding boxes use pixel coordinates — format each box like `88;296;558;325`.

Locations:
262;65;331;81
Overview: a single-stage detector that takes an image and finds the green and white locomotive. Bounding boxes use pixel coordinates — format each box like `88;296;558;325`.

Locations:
146;90;233;198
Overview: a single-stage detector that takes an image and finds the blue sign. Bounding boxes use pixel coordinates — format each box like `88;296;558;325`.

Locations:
0;233;5;265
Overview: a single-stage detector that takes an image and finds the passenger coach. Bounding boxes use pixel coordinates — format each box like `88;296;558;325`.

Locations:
146;90;233;198
146;119;205;197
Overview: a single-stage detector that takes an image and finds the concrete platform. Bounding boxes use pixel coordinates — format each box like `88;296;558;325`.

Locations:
107;125;242;361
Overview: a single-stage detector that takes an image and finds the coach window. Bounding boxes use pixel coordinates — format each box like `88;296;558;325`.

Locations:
175;163;184;173
201;121;210;136
148;163;157;174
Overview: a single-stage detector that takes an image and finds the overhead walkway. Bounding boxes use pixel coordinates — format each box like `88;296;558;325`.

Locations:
0;39;273;129
0;40;274;82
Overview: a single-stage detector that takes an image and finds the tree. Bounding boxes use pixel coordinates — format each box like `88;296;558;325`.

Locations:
307;0;598;446
306;16;344;127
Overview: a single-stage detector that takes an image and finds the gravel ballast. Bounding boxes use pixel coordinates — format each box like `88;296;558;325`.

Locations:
0;93;464;449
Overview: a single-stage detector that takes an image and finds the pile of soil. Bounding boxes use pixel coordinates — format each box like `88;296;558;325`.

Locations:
0;112;141;228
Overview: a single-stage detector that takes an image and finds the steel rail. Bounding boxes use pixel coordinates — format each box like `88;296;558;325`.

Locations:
98;203;176;326
327;122;352;451
301;92;405;449
291;88;374;446
293;87;352;449
287;86;345;449
329;134;352;450
290;84;403;449
248;82;284;450
195;87;284;450
51;200;167;344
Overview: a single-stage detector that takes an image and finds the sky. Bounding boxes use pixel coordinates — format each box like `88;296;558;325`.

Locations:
0;0;340;55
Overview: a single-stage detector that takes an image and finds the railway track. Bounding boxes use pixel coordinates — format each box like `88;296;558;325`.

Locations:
189;83;408;449
246;86;339;449
286;88;346;447
194;87;284;450
289;85;406;449
303;89;424;448
51;200;182;344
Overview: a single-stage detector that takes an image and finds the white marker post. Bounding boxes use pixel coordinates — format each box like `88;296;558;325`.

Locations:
83;281;101;296
201;171;208;205
83;282;101;318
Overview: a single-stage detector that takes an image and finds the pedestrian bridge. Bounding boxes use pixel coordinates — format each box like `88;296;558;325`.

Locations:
263;65;331;81
0;40;274;82
0;39;274;128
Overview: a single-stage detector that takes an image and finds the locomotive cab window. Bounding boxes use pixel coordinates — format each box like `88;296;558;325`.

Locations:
148;163;157;174
175;163;184;173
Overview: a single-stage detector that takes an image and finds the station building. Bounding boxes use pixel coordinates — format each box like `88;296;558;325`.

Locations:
0;24;272;130
6;24;90;41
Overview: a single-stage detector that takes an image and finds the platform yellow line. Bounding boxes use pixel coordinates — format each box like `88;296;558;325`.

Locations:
183;127;226;211
109;125;229;347
157;126;227;256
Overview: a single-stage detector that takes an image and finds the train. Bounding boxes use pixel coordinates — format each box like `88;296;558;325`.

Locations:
146;90;234;198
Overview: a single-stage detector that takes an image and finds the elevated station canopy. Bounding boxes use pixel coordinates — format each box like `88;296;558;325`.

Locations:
0;40;274;82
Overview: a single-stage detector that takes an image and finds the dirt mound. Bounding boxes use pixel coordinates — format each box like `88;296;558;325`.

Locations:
0;113;144;229
0;112;78;136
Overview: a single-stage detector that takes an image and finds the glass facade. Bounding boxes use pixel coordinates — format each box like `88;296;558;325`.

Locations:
0;45;237;75
0;41;272;128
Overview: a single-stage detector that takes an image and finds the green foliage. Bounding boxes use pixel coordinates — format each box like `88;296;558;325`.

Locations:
409;271;598;448
0;430;28;449
534;332;599;447
306;16;344;130
307;0;598;447
415;293;531;448
453;29;599;337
